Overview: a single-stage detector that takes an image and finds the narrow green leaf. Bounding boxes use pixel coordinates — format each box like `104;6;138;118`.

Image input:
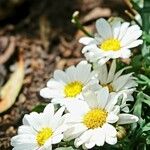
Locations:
143;100;150;107
142;123;150;132
133;92;143;117
32;104;46;113
146;135;150;144
55;147;76;150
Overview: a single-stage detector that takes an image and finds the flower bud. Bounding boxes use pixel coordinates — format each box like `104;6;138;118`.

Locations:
116;126;127;140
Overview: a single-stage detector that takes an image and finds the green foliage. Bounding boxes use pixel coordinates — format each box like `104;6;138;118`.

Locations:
132;0;143;9
55;147;76;150
32;104;46;113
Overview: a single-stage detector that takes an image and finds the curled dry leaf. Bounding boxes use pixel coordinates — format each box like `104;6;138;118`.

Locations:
0;51;24;113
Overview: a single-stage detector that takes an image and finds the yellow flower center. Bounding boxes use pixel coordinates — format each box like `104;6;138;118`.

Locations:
100;39;121;51
64;81;83;97
36;127;53;146
83;108;108;129
102;83;114;92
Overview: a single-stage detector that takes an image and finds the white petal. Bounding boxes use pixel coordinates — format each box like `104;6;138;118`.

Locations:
65;100;89;116
43;104;55;126
121;24;142;46
114;66;131;81
97;87;109;108
118;22;130;40
107;113;119;123
98;63;108;84
79;37;97;45
97;57;110;65
64;123;87;141
74;129;93;148
76;61;92;84
96;18;112;39
103;123;117;137
12;144;38;150
43;103;54;117
120;48;131;58
83;90;98;108
23;113;42;131
12;144;37;150
90;128;105;146
47;79;64;89
106;136;117;145
123;40;143;49
54;70;69;83
121;30;142;46
18;125;37;135
94;33;103;43
84;141;95;149
111;19;121;39
65;65;76;81
107;60;116;83
11;134;37;148
112;105;120;114
51;106;65;129
40;88;63;99
121;106;129;113
51;134;63;144
103;124;117;145
118;114;139;124
112;73;133;91
43;138;52;150
105;92;122;112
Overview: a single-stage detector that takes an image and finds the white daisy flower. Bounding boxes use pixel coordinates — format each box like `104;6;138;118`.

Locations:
85;60;137;112
40;61;94;106
90;60;138;112
64;88;138;149
79;18;143;65
11;104;67;150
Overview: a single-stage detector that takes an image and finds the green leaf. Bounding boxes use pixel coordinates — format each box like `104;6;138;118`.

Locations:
139;74;150;81
146;135;150;144
32;104;46;113
141;0;150;33
143;55;150;75
132;0;143;9
143;34;150;44
133;92;143;118
137;74;150;87
141;42;150;57
143;100;150;107
131;55;142;71
142;123;150;132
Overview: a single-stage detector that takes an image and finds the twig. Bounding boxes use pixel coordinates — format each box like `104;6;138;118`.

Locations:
124;0;138;15
125;10;142;28
0;36;16;64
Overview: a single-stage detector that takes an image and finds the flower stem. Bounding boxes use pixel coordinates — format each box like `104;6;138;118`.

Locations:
71;11;93;37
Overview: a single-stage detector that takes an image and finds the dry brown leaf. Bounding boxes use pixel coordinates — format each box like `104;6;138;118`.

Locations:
0;51;24;113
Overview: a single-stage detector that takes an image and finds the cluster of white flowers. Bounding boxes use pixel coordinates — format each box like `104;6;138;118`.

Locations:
11;18;142;150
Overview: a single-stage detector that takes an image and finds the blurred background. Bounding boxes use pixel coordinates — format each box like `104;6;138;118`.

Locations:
0;0;130;149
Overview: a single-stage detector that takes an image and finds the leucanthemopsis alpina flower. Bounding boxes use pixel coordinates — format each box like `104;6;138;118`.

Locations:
40;61;94;106
88;60;138;112
79;18;143;65
11;104;67;150
64;87;138;149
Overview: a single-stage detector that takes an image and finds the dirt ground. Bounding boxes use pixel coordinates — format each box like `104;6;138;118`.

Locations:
0;0;127;149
